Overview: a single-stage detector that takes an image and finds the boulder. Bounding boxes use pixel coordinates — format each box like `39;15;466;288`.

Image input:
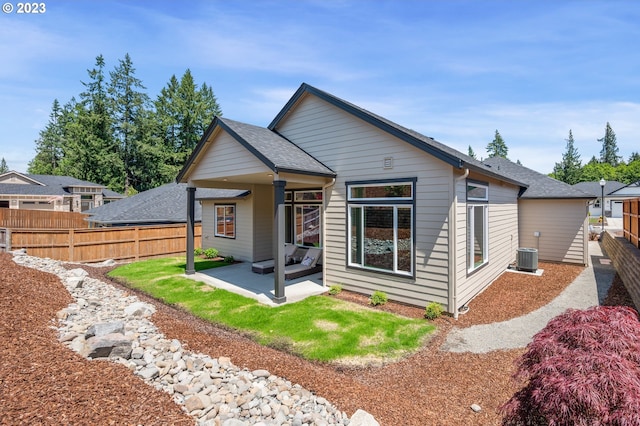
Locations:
85;321;124;338
124;301;155;317
84;333;132;359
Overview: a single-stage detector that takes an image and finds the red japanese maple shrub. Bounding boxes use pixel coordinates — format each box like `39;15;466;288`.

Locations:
502;306;640;426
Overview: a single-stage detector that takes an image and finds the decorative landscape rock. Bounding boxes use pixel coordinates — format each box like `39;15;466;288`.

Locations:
12;254;378;425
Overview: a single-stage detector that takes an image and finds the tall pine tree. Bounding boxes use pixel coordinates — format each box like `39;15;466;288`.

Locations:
0;158;8;173
28;99;65;175
552;130;582;184
598;122;620;166
108;53;149;194
486;130;508;158
153;69;222;176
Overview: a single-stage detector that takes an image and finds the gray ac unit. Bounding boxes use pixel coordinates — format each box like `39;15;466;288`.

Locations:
516;248;538;272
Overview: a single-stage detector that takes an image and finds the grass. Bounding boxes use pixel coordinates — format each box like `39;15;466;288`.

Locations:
108;257;435;363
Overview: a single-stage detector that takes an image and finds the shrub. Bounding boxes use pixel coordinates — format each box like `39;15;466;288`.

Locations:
369;290;388;306
501;306;640;425
223;255;234;263
194;248;204;256
328;284;343;296
203;248;219;259
424;302;443;320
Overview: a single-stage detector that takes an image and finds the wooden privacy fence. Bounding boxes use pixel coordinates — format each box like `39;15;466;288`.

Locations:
623;198;640;249
0;209;89;229
2;224;202;263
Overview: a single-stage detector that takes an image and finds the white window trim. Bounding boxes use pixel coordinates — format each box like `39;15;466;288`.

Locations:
467;182;489;202
214;204;235;238
467;204;488;273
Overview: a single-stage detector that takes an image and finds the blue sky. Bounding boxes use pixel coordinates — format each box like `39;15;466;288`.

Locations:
2;0;639;175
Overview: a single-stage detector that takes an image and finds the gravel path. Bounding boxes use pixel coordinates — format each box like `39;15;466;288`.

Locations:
1;241;634;426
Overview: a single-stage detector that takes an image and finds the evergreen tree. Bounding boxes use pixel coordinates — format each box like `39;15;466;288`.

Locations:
552;130;582;184
108;53;149;194
468;145;477;159
486;130;509;158
153;69;222;176
598;122;620;166
629;152;640;163
28;99;65;175
59;55;122;188
0;158;8;173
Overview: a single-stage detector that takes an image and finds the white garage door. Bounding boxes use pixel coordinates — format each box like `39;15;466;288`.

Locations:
611;201;623;218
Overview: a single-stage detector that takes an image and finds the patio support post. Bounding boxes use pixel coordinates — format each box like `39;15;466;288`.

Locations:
273;179;287;303
186;186;196;275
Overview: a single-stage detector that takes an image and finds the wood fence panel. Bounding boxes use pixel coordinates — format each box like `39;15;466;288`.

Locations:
0;209;89;229
0;228;8;252
7;224;202;263
624;198;639;249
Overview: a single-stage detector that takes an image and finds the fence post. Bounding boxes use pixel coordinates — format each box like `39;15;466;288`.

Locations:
7;229;11;252
135;227;140;261
69;228;74;261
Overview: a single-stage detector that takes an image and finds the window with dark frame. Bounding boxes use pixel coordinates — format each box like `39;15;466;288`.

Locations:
347;180;414;276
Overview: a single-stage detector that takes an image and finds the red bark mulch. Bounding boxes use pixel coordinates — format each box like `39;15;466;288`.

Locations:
1;254;635;425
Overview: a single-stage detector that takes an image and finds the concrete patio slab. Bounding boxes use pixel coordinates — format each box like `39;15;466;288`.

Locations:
184;262;326;306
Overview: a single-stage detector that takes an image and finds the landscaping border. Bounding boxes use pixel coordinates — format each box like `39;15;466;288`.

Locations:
602;231;640;310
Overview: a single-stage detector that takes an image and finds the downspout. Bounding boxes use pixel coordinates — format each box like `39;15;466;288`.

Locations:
449;168;469;320
321;178;336;287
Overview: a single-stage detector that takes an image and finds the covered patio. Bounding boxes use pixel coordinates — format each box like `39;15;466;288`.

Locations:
177;116;336;304
186;262;325;306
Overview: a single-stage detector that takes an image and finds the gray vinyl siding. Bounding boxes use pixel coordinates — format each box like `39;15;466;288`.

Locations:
275;94;452;307
200;196;255;262
455;174;519;309
519;199;589;265
252;184;274;261
190;131;271;181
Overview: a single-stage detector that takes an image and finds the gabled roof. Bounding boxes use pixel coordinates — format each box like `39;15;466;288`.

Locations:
268;83;526;188
573;181;627;197
483;157;595;199
177;116;336;183
85;182;248;225
609;180;640;195
0;171;123;198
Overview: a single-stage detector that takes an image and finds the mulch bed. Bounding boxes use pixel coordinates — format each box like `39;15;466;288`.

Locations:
1;254;636;425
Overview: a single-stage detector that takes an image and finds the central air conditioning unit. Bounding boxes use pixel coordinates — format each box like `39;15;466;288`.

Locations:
516;248;538;272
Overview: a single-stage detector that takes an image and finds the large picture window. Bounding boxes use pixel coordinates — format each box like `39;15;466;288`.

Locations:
347;180;414;276
215;204;235;238
467;181;488;272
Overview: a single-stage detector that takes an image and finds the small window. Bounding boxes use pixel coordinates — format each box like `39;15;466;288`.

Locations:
215;204;236;238
294;190;323;202
467;181;488;202
348;183;413;201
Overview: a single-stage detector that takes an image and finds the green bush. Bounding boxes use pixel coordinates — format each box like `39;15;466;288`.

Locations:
194;248;204;256
424;302;443;320
203;248;219;259
224;255;234;263
328;284;343;295
369;290;388;306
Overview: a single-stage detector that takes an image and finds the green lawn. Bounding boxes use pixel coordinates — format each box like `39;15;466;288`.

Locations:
108;257;435;364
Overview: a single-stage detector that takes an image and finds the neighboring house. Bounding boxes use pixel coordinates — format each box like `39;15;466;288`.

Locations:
177;83;594;315
0;171;123;212
572;180;639;218
85;182;248;227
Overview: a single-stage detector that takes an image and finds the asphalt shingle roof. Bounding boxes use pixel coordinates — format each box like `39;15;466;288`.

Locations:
0;172;123;198
483;157;595;199
572;181;627;197
218;117;336;177
85;183;248;225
